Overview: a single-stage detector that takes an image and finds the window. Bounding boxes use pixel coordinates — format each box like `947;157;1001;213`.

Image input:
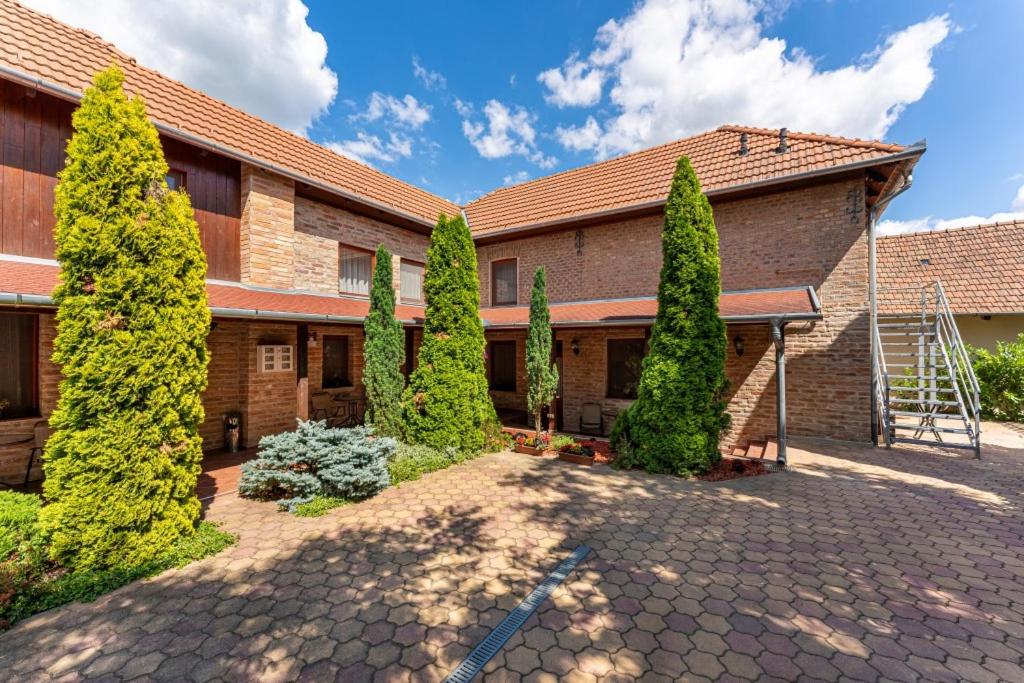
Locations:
489;341;517;392
0;313;38;419
257;345;294;373
400;259;425;303
339;245;373;296
322;335;351;388
491;259;518;306
607;338;645;399
165;169;186;191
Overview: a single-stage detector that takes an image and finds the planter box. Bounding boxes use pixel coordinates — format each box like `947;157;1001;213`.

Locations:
514;444;549;456
558;452;595;466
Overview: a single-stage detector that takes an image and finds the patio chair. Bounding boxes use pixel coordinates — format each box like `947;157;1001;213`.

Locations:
310;392;341;424
24;421;51;486
580;402;603;436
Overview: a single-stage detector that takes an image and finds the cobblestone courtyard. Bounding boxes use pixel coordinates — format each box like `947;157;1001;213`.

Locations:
2;426;1024;681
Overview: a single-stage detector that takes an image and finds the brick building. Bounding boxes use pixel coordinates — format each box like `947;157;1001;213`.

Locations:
0;1;923;483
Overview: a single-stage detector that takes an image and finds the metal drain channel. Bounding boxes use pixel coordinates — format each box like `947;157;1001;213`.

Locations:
444;544;592;683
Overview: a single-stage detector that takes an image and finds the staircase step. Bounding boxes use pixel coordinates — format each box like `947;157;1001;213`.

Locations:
731;437;778;460
887;386;956;393
890;398;960;406
892;436;979;451
890;423;972;434
889;410;964;418
888;375;950;381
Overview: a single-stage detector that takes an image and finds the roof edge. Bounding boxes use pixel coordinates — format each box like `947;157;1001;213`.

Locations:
0;62;446;230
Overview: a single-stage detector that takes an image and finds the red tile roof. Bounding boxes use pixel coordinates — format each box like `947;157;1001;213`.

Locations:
0;0;459;225
877;221;1024;315
0;1;918;235
464;126;914;235
0;259;817;326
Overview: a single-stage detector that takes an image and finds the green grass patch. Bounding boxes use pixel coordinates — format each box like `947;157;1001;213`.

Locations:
1;521;236;631
387;444;473;485
293;496;353;518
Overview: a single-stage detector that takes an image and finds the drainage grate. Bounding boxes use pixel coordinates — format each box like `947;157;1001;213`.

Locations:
444;544;592;683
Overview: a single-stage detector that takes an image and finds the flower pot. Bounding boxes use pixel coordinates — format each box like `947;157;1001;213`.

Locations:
558;452;595;466
515;444;548;456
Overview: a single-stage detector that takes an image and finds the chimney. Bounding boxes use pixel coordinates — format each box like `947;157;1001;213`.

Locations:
775;127;789;154
738;132;749;156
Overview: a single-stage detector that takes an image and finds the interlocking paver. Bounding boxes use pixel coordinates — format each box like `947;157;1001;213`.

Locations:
4;427;1024;681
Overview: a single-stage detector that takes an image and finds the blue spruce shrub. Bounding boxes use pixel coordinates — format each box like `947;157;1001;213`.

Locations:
238;421;395;511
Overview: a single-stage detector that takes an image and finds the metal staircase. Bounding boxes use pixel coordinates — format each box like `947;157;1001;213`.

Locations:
873;282;981;456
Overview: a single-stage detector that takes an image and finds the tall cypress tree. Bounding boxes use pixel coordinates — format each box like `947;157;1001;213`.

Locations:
611;156;729;475
363;245;405;437
40;66;210;570
526;268;558;434
402;214;498;453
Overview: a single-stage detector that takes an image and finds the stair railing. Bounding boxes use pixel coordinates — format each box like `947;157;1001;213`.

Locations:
933;281;982;452
872;320;892;446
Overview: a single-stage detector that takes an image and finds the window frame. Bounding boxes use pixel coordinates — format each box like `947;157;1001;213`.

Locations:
165;168;187;191
338;244;375;297
605;337;646;400
400;258;426;304
0;312;39;421
488;340;517;392
321;335;353;389
490;257;519;307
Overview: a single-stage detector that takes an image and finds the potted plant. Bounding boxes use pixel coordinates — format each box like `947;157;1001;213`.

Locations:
513;431;551;456
557;440;596;466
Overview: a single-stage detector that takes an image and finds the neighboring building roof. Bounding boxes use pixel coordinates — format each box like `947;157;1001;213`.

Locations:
464;126;918;236
0;0;460;226
480;286;820;328
0;1;920;237
877;220;1024;315
0;259;819;326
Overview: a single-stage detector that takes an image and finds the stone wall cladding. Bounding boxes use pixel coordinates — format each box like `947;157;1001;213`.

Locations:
293;196;430;297
240;164;296;289
477;178;871;445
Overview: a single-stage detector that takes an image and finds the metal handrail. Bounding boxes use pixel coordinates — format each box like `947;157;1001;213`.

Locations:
872;321;892;444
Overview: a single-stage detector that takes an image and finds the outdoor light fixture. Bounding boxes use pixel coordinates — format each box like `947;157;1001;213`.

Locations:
571;339;580;355
733;335;744;357
308;330;318;346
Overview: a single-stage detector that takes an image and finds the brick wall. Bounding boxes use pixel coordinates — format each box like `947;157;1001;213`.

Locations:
306;323;366;422
200;319;246;450
0;313;57;484
294;196;429;296
240;164;296;289
476;178;871;445
240;322;299;446
484;330;528;412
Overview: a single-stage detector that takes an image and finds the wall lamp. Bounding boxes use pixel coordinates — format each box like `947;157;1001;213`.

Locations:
570;338;581;355
733;335;744;357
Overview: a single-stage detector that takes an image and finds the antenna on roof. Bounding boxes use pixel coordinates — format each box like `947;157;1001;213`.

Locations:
738;132;749;156
775;128;789;154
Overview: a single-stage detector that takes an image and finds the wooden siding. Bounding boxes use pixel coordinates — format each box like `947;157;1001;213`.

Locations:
0;81;241;281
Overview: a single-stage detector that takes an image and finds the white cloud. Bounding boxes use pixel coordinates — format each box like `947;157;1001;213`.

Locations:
540;0;951;158
353;92;431;129
23;0;338;135
412;56;446;90
555;116;603;152
503;171;531;186
453;98;474;118
878;183;1024;235
537;52;605;108
327;132;412;166
460;100;557;168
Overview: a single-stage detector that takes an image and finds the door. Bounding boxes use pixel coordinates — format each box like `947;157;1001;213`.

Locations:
554;340;564;431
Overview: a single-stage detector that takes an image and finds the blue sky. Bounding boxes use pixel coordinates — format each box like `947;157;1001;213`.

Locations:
25;0;1024;232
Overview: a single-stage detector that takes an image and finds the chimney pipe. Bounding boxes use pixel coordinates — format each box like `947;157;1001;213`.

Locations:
775;127;789;154
738;132;749;156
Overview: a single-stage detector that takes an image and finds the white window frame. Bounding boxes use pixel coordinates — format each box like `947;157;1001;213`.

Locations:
339;245;374;297
257;345;294;373
400;259;425;304
490;257;519;306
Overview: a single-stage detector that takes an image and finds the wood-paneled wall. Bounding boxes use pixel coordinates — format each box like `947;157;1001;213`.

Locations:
0;80;241;281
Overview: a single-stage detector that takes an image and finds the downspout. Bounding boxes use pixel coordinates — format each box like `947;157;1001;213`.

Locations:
868;168;914;445
771;318;787;466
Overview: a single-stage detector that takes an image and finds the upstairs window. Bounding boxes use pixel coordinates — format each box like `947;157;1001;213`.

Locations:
488;341;517;392
339;245;373;296
607;338;645;399
0;313;38;419
400;259;425;304
165;169;186;191
322;335;352;389
491;259;518;306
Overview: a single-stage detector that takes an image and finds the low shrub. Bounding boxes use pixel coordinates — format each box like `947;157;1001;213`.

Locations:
972;336;1024;422
2;521;234;630
388;443;468;484
293;496;353;518
0;492;42;559
239;421;395;511
548;434;576;452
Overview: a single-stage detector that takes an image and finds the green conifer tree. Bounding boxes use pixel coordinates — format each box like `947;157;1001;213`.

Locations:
40;65;210;570
363;245;405;437
526;268;558;434
402;214;499;453
611;156;729;475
